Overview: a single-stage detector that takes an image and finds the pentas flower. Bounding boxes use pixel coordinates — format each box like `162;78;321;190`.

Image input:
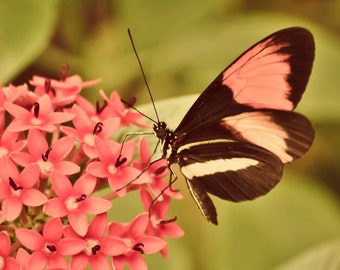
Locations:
109;213;166;270
0;126;26;160
10;128;80;178
61;104;120;158
44;170;111;236
140;189;184;258
16;217;86;269
0;71;183;269
64;213;126;270
0;84;28;130
30;67;102;107
0;159;47;221
99;90;148;127
87;137;148;196
4;94;74;132
134;137;183;200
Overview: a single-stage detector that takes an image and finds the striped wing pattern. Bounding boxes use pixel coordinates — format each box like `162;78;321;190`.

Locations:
166;27;315;224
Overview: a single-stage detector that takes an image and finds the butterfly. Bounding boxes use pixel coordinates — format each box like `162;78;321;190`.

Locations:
131;27;315;225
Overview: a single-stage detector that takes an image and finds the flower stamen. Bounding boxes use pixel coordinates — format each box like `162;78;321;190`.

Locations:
93;122;103;135
44;79;55;96
75;194;87;203
91;244;101;255
154;166;167;175
41;147;52;162
132;243;144;254
59;64;70;81
46;244;56;252
115;155;127;168
96;100;107;114
9;177;23;191
33;102;40;118
160;216;177;225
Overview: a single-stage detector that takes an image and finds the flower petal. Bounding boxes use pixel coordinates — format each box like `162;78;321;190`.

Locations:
3;197;22;221
81;197;112;214
44;197;68;217
68;212;88;237
21;189;47;206
43;218;63;241
58;238;87;256
51;170;72;197
16;229;43;250
101;237;126;256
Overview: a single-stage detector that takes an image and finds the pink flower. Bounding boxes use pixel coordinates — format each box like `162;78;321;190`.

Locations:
0;231;20;270
0;84;28;112
75;94;108;123
4;94;74;132
87;137;148;196
0;71;184;269
30;72;102;107
43;170;112;236
109;213;166;270
0;159;47;221
99;90;147;127
64;213;126;270
140;189;184;258
10;129;79;177
16;217;86;270
0;126;26;160
134;137;182;199
61;104;120;158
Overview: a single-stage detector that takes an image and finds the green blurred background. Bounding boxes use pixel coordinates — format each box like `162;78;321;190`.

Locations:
1;0;340;269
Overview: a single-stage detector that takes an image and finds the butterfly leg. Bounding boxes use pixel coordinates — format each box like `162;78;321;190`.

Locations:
148;168;179;218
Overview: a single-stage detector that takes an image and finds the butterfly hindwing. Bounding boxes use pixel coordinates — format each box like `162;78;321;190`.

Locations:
185;178;218;225
177;139;283;224
221;110;314;163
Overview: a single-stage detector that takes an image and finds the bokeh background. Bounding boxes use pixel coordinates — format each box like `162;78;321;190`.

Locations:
1;0;340;269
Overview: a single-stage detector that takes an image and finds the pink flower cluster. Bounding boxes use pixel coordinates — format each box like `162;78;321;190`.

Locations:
0;67;184;270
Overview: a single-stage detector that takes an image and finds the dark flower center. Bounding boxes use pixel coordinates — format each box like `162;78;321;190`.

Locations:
33;102;40;118
96;100;107;114
44;79;55;96
115;155;127;168
132;243;144;254
9;177;23;191
42;147;52;162
93;122;103;135
75;194;87;203
92;244;101;255
46;244;57;252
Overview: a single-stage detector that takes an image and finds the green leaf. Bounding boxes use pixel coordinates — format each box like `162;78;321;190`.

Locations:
0;0;60;83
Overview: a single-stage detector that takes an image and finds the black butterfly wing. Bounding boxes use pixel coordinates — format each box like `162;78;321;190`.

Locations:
179;139;283;225
171;110;313;224
174;27;315;137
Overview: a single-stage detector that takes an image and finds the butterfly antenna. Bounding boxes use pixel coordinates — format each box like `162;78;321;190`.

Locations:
128;29;160;124
121;98;157;124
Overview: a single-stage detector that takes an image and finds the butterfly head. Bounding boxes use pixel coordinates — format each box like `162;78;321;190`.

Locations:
153;121;169;141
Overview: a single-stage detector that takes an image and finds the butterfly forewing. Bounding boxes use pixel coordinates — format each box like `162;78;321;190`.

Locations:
175;27;315;136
